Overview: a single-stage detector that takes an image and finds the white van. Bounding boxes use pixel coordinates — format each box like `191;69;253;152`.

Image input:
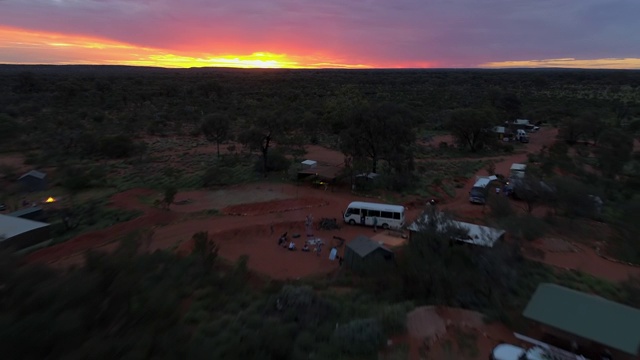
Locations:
491;344;548;360
343;201;405;229
469;175;498;204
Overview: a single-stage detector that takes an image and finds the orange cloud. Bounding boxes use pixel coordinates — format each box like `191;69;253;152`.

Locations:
480;57;640;69
0;26;371;69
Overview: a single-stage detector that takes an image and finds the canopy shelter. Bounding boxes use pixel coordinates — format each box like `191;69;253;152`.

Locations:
523;283;640;357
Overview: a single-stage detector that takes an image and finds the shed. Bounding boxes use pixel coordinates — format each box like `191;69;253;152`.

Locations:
523;283;640;359
8;206;45;221
408;212;505;248
18;170;47;192
301;160;317;169
0;214;51;250
344;235;394;273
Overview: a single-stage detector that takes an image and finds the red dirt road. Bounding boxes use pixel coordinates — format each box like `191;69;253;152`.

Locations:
25;189;178;266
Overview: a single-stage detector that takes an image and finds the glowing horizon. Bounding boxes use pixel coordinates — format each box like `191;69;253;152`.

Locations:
0;26;375;69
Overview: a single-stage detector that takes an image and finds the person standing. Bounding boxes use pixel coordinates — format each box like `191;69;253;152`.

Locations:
373;216;378;232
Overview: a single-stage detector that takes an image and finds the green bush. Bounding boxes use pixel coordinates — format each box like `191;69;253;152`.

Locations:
332;318;385;356
376;303;409;335
254;149;291;172
98;135;138;159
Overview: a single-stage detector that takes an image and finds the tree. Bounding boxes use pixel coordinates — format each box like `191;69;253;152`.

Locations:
191;231;218;272
595;128;634;178
163;186;177;209
511;174;554;213
201;114;231;159
558;117;585;145
237;111;293;177
580;112;607;146
445;108;498;152
339;102;416;175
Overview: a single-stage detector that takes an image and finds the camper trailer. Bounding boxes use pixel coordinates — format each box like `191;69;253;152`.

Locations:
469;175;498;204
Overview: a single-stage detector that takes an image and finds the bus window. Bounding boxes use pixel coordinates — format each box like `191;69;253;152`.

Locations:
361;209;367;216
369;210;380;217
381;211;392;218
346;208;359;216
393;212;401;220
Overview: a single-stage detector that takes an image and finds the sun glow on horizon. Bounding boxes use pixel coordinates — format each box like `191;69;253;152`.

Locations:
481;57;640;69
0;26;371;69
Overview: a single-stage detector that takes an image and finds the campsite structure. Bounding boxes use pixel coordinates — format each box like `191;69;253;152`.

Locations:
517;283;640;360
8;206;46;221
0;214;51;250
18;170;47;192
343;235;394;273
408;212;506;248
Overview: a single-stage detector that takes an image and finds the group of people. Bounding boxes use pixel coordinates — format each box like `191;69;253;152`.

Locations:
277;231;324;255
274;214;344;264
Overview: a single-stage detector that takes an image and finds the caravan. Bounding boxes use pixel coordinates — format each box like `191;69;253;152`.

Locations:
469;175;498;204
343;201;405;229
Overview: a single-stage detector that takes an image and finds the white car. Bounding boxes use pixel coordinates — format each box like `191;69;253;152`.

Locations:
490;344;548;360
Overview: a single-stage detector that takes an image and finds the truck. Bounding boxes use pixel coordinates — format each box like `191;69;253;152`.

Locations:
469;175;498;204
504;163;526;197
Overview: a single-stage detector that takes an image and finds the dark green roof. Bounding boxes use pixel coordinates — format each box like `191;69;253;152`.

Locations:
347;235;392;258
523;283;640;355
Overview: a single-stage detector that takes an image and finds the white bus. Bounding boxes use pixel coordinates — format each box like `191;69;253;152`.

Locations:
343;201;405;229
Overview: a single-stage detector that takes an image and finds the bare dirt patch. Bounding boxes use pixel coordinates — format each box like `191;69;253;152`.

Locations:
538;237;581;253
171;186;294;213
525;239;640;282
176;221;343;279
222;197;329;216
405;306;518;360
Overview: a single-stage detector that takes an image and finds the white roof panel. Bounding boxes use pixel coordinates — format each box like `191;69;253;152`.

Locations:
408;213;505;248
0;214;49;240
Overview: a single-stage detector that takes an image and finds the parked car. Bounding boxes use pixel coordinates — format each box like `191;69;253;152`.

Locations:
0;203;6;211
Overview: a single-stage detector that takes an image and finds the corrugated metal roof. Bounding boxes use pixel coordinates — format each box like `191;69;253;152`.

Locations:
0;214;50;240
408;213;505;248
523;283;640;356
19;170;47;180
347;235;392;258
8;206;43;218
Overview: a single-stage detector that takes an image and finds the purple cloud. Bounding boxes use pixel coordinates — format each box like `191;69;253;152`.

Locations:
0;0;639;67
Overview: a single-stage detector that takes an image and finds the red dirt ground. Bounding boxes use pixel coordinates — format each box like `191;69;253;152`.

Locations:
23;129;640;283
525;238;640;282
397;306;519;360
25;189;178;267
221;197;329;215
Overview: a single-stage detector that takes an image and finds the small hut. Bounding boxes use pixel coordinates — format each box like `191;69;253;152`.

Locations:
18;170;47;192
344;235;394;273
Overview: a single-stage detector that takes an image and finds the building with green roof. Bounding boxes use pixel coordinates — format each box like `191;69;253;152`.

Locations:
523;283;640;359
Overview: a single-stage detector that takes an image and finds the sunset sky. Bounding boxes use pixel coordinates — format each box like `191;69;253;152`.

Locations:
1;0;639;69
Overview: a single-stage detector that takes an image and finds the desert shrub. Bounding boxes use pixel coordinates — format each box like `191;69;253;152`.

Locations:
488;194;514;218
500;143;515;153
499;215;548;241
332;318;385;356
376;303;410;335
98;135;137;159
24;151;40;165
59;165;107;191
254;149;290;172
275;285;336;327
